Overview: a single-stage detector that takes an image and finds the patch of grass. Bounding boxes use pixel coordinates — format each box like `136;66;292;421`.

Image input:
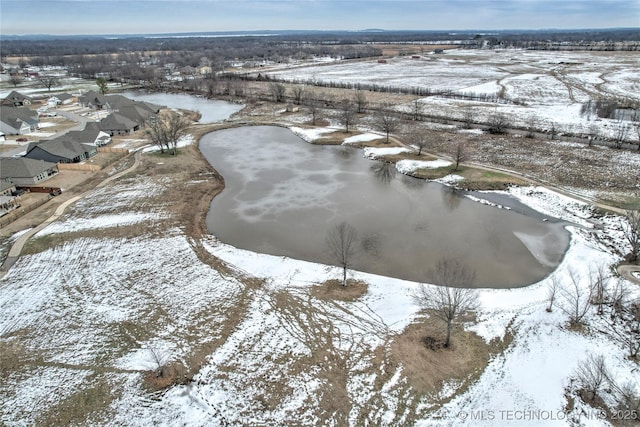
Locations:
311;279;368;301
407;166;453;180
314;132;347;145
597;195;640;211
376;152;438;163
22;234;66;255
455;166;527;191
36;375;116;426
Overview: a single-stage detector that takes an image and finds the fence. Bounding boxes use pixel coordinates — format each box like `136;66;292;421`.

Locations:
0;195;53;228
97;147;129;154
57;163;101;171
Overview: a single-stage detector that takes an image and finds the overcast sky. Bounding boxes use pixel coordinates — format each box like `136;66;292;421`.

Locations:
1;0;638;35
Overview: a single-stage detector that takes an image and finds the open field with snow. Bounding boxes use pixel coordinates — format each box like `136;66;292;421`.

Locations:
266;49;640;142
1;123;639;425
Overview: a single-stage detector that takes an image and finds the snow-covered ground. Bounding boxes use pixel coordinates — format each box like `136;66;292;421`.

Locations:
267;49;640;142
1;139;638;426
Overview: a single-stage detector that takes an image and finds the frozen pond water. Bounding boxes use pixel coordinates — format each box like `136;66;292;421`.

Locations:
201;126;570;288
122;91;244;123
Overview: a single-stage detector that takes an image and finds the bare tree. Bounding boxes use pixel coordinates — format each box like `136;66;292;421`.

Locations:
488;110;508;134
354;89;368;113
574;353;610;402
403;128;429;155
375;104;401;143
145;112;191;155
338;99;357;133
37;75;60;92
546;276;560;312
609;378;640;417
147;347;171;378
411;99;424;121
413;258;478;348
525;116;537;138
452;140;469;172
589;264;609;316
291;85;305;105
622;210;640;262
269;82;286;103
613;121;630;149
9;74;23;87
308;99;322;125
605;298;640;359
326;222;359;287
462;105;474;129
559;269;592;326
549;121;558;140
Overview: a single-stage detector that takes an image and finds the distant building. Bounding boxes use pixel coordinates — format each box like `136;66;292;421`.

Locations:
1;90;33;107
0;106;39;135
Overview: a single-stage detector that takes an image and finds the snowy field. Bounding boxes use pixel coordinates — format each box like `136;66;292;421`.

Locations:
1;131;639;426
267;49;640;141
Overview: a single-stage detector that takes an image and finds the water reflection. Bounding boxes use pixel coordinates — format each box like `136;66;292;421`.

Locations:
442;186;463;211
370;161;397;184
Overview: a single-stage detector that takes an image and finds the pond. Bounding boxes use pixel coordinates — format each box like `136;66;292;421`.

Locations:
200;126;571;288
122;91;244;123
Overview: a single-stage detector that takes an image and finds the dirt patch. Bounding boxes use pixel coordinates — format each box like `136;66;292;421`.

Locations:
311;279;369;302
142;360;190;392
390;316;491;398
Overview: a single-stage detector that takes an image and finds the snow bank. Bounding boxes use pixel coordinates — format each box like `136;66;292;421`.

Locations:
343;133;383;145
396;159;451;174
363;146;411;159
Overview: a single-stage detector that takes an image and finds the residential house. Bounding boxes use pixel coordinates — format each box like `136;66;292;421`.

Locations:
47;93;74;107
78;90;109;110
117;104;155;125
0;157;59;186
60;122;111;146
1;90;33;107
0;180;20;215
24;139;97;164
0;180;17;197
98;112;140;136
0;106;39;135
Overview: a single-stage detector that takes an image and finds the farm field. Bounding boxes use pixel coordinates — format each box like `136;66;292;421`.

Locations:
265;49;640;140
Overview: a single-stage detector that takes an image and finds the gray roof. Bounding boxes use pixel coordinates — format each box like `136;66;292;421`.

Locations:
56;93;74;101
26;139;93;161
0;106;38;129
78;90;108;107
0;157;57;180
99;112;138;132
1;90;33;106
55;122;103;144
0;180;16;192
117;104;154;124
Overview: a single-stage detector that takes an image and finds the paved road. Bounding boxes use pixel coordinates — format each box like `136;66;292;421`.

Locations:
617;264;640;286
0;148;146;279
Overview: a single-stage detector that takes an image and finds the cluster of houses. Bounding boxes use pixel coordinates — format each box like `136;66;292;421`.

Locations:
0;90;163;217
